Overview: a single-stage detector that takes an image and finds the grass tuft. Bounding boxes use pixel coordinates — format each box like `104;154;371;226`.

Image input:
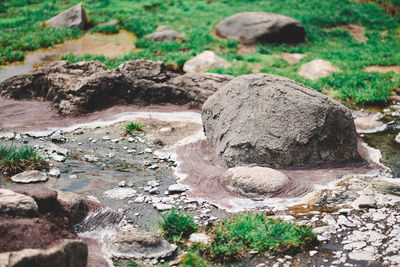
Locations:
0;145;48;175
203;213;318;262
180;252;209;267
159;208;198;243
123;122;145;135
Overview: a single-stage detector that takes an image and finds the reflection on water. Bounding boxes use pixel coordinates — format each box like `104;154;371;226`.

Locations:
0;30;136;82
364;121;400;177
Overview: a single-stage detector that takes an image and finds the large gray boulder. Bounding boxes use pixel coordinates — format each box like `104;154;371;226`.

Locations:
46;3;89;30
202;74;359;168
0;60;232;115
215;12;305;45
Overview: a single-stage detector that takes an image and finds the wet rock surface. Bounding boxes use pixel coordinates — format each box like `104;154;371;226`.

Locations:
0;60;232;115
202;74;359;168
215;12;306;44
221;166;290;196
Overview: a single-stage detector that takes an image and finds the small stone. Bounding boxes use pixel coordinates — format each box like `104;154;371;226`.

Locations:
134;196;145;203
119;181;127;187
111;139;119;143
107;152;116;158
148;181;160;187
168;184;188;194
69;174;78;179
91;139;97;143
309;250;318;256
51;153;66;162
48;168;60;178
102;136;111;141
127;181;134;187
104;188;137;200
51;130;64;142
144;148;152;153
349;251;375;261
149;187;159;194
128;137;135;143
154;203;173;211
83;154;98;162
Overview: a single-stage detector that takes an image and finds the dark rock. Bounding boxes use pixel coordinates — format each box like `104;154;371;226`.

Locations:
0;239;87;267
0;60;232;115
202;74;359;168
46;3;89;30
215;12;305;44
13;185;59;213
57;191;88;225
0;189;38;217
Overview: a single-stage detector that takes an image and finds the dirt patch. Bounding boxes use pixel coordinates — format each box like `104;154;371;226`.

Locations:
279;53;306;64
365;65;400;74
238;44;256;55
336;24;367;42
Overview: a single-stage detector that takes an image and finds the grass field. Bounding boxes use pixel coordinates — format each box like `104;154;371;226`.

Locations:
1;0;399;104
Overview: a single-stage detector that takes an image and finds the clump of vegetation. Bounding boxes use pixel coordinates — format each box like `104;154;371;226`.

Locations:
123;122;145;135
180;252;209;267
113;259;140;267
199;213;317;262
0;145;48;175
159;208;198;243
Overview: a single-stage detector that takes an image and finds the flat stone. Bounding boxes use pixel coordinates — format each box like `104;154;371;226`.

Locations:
11;170;48;184
0;189;38;216
51;153;66;162
154;203;173;211
298;59;339;80
104;188;137;200
83;154;98;162
48;168;60;178
351;195;377;209
105;228;177;260
349;251;376;261
168;184;188;194
221;166;290;196
183;51;230;73
50;130;65;142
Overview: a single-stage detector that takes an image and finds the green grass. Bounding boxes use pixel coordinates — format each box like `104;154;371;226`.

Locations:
123;122;145;135
1;0;400;103
180;252;209;267
159;208;198;244
0;145;48;175
91;24;120;34
198;213;317;262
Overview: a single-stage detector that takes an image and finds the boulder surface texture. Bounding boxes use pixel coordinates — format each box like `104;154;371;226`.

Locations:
202;74;359;168
0;60;232;115
215;12;306;44
46;3;89;29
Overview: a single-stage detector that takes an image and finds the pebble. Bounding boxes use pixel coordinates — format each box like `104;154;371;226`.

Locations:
48;168;60;178
168;184;188;193
69;174;78;179
119;181;127;187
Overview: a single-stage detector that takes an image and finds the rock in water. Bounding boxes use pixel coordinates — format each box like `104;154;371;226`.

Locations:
105;228;177;260
46;3;89;29
202;74;359;168
183;51;230;73
11;170;48;184
221;166;290;196
298;59;339;80
215;12;305;44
